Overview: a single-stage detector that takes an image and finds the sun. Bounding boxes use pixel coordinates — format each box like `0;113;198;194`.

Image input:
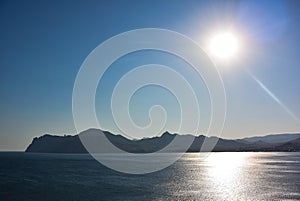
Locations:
209;32;239;59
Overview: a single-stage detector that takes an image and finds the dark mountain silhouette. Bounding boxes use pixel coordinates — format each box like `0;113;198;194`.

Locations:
25;129;300;153
273;137;300;151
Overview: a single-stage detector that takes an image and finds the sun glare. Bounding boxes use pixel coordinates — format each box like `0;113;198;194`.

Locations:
209;32;239;59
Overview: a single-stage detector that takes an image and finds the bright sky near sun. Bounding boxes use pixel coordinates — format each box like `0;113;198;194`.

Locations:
0;0;300;150
209;32;239;60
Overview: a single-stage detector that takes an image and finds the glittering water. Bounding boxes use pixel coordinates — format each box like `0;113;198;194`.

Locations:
0;152;299;201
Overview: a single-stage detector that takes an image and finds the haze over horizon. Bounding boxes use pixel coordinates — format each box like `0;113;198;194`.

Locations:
1;0;300;151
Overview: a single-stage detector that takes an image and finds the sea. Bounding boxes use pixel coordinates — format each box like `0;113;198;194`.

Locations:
0;152;299;201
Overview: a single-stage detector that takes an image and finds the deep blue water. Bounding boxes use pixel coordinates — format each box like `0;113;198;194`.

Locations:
0;152;300;201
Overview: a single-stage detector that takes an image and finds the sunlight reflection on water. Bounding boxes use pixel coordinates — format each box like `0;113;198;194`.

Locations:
173;152;300;200
0;152;299;201
204;153;251;200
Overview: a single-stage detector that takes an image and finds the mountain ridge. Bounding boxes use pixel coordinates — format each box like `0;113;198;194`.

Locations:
25;129;300;153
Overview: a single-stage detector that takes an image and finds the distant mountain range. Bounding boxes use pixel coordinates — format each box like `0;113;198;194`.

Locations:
25;129;300;153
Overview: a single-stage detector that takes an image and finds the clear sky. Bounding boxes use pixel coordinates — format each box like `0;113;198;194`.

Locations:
1;0;300;151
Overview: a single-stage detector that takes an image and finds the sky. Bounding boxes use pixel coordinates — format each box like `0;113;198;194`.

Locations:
0;0;300;151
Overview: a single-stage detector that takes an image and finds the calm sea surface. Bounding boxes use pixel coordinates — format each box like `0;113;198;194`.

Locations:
0;152;299;201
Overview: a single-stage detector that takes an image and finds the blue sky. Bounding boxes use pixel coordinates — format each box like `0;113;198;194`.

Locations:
0;0;300;150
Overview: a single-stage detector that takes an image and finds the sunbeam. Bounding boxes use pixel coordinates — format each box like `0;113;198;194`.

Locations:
246;70;300;124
